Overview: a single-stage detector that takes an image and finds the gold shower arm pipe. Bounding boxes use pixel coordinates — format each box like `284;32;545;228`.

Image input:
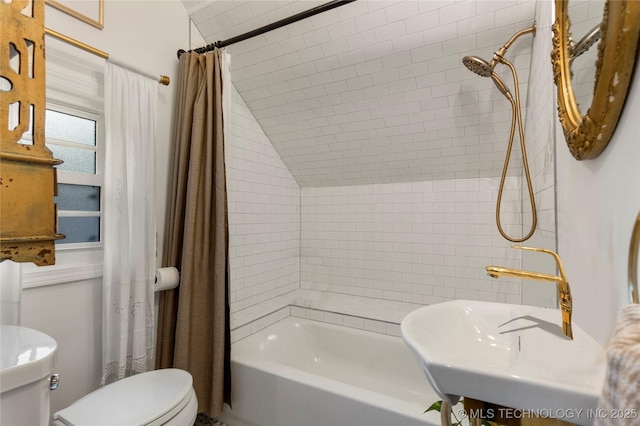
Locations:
503;23;537;50
44;28;170;86
492;22;537;67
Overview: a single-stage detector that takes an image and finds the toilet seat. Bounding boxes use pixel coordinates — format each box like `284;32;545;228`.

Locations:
53;369;196;426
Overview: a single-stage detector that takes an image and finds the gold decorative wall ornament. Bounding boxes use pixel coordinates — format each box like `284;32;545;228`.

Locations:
552;0;640;160
1;0;64;265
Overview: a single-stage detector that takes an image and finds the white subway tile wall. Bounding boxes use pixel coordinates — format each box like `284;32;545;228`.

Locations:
231;306;291;343
189;19;206;50
301;178;523;305
229;290;424;342
183;1;557;337
230;304;405;343
525;0;556;239
189;0;536;186
226;86;301;314
516;0;558;308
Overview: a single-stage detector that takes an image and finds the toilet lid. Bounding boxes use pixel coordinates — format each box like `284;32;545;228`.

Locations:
53;369;194;426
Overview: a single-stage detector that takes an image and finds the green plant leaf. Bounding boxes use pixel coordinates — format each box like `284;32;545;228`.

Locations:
424;400;442;414
481;421;492;426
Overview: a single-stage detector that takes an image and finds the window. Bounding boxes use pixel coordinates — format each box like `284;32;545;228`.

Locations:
19;43;106;287
19;105;105;286
45;105;104;247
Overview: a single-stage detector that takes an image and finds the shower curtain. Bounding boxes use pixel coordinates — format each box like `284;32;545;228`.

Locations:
155;49;231;417
102;63;158;384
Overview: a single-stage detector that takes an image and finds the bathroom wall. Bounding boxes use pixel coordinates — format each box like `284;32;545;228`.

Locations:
556;61;640;345
519;0;558;308
209;0;549;328
292;2;547;312
226;86;301;314
180;2;554;339
18;0;191;414
301;178;523;306
183;2;640;358
190;0;537;188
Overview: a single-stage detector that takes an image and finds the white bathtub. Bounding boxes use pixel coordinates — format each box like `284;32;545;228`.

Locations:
220;317;442;426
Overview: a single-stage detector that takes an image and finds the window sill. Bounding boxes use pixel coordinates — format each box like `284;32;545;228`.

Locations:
22;263;103;289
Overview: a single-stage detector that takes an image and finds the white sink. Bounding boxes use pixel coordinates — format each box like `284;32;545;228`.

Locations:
401;300;606;425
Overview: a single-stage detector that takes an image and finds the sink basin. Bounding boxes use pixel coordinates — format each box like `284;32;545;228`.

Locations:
401;300;606;425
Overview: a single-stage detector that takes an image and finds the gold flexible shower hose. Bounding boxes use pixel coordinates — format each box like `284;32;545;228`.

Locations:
495;58;537;242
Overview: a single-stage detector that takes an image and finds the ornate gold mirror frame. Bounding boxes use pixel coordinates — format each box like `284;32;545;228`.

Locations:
552;0;640;160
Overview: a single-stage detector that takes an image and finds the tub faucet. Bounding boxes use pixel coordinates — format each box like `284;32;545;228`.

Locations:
486;246;573;340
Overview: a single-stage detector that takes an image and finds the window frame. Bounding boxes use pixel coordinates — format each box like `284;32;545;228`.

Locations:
21;100;106;287
46;102;105;250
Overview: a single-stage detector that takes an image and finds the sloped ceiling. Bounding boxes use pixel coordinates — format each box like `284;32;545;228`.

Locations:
182;0;537;187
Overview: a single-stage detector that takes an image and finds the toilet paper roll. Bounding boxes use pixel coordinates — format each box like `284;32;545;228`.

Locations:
155;267;180;292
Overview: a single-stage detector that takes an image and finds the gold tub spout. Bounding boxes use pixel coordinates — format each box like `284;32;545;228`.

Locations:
486;246;573;340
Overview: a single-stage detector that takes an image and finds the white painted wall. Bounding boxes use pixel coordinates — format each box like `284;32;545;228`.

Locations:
556;68;640;345
21;279;103;414
19;0;190;415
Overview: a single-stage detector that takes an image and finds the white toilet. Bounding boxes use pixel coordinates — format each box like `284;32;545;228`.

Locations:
0;324;198;426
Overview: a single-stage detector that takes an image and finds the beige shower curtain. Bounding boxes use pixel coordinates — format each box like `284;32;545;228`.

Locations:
156;49;231;417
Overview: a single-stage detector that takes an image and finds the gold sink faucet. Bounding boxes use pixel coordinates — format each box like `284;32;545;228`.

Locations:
486;246;573;340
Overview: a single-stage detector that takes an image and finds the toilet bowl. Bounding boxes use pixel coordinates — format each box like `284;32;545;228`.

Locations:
0;325;197;426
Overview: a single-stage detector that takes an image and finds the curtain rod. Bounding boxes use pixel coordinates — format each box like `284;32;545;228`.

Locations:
44;28;170;86
178;0;357;58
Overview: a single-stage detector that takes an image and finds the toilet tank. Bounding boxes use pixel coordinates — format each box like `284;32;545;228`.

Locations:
1;325;58;426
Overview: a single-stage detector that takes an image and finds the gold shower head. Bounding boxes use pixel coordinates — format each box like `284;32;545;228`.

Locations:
462;55;493;77
462;55;512;99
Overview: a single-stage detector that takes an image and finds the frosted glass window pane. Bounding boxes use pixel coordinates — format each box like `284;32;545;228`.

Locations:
55;184;100;212
46;110;96;146
57;217;100;244
48;145;95;173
